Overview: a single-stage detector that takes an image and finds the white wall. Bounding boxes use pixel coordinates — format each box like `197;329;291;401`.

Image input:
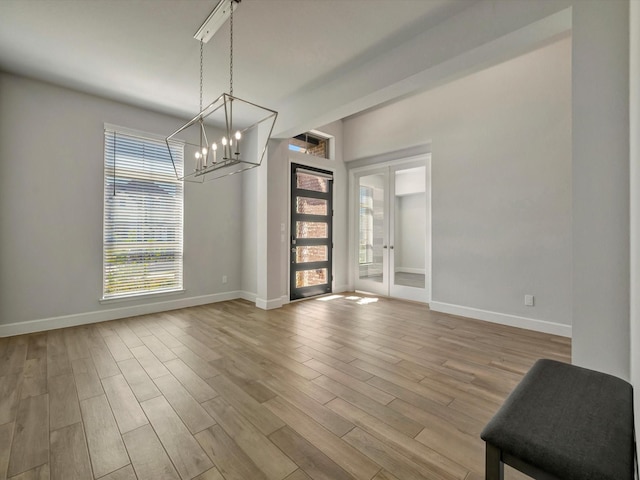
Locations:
571;1;629;379
344;37;572;333
629;0;639;427
241;135;258;298
0;73;244;333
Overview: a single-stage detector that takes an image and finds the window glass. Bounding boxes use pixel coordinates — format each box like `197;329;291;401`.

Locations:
289;132;328;158
296;197;327;215
295;269;328;288
296;221;328;239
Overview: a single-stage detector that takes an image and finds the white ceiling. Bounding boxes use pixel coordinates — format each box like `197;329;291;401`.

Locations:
0;1;570;140
0;0;470;133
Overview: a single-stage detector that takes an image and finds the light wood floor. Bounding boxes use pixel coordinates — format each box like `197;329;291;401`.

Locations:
0;294;571;480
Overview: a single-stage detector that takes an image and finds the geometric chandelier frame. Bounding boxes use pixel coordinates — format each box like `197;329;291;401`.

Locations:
166;93;277;182
165;0;278;183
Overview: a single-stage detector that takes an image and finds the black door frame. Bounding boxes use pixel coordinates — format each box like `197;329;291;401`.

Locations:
290;163;333;300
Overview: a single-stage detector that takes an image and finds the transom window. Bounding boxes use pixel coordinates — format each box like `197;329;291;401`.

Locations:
289;132;329;158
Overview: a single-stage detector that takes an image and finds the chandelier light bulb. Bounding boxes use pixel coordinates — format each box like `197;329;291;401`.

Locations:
212;143;218;150
202;147;208;155
195;151;201;159
234;130;241;157
221;137;227;146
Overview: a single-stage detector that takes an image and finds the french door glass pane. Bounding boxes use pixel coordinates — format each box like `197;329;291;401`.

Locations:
358;173;385;283
296;245;328;263
297;172;329;193
393;166;426;288
296;197;327;215
296;268;328;288
296;221;328;238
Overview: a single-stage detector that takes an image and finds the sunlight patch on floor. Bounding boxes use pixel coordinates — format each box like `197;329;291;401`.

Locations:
314;294;379;305
316;295;344;302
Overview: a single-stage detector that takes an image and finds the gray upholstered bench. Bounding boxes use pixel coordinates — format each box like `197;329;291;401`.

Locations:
480;359;635;480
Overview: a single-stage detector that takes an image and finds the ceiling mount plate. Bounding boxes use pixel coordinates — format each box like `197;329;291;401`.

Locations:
194;0;241;43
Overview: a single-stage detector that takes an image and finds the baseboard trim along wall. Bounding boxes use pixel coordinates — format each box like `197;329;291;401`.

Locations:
255;296;286;310
1;292;572;338
429;301;572;337
0;291;243;337
238;290;257;303
394;268;426;275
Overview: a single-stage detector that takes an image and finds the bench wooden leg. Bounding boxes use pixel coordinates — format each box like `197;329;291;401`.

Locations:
485;443;504;480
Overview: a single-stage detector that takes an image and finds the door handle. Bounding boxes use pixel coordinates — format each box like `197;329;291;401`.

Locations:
390;245;394;249
383;245;388;249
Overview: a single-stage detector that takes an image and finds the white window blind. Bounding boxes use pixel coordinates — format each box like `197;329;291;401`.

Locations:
103;127;184;299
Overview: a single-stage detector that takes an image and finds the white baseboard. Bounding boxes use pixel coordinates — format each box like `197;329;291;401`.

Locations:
238;290;257;303
395;268;426;275
255;296;285;310
429;301;572;337
0;291;243;337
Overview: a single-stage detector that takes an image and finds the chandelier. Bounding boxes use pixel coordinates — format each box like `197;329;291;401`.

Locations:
166;0;278;182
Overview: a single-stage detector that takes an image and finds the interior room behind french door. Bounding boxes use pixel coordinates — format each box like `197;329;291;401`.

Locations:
290;164;333;301
354;158;430;303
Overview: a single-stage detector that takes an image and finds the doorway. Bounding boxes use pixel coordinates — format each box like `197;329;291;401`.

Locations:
353;157;430;303
290;164;334;300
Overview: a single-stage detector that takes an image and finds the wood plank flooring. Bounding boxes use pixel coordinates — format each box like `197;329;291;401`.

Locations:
0;294;571;480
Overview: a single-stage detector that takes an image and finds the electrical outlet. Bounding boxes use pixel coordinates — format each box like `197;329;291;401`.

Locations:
524;294;534;306
222;275;228;284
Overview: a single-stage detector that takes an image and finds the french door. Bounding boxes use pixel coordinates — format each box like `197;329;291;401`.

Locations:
353;158;429;303
290;164;333;300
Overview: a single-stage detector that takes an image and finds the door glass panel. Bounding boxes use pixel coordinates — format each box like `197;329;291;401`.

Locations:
296;268;328;288
296;221;328;238
296;197;327;215
297;172;329;193
358;173;385;283
393;166;426;288
296;245;328;263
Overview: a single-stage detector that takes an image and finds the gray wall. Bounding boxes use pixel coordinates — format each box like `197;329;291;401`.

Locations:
0;73;243;329
241;167;258;298
571;1;629;378
630;0;640;454
344;37;572;328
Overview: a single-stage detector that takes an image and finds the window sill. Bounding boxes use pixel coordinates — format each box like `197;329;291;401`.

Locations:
100;288;185;305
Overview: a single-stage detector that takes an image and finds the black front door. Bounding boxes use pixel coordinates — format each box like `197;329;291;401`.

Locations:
290;164;333;300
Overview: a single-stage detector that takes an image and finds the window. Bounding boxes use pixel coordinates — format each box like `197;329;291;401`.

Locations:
359;186;374;264
289;132;329;158
103;126;184;299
